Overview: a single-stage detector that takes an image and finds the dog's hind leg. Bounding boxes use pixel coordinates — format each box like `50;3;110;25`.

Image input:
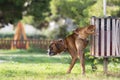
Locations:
79;50;85;75
67;49;78;74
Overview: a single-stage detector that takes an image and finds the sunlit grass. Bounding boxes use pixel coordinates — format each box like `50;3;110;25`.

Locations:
0;50;120;80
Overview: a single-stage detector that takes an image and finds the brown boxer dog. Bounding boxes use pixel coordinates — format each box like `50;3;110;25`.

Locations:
48;25;96;74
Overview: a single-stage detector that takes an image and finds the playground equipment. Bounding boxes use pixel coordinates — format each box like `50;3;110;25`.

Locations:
11;22;29;49
90;16;120;73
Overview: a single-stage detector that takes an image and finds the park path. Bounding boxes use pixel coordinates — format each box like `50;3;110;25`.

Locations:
0;60;6;63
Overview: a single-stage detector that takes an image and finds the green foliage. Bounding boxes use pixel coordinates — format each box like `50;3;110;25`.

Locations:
41;24;68;39
107;0;120;17
27;47;47;53
0;0;51;24
0;0;26;23
50;0;97;26
108;0;120;6
27;0;51;22
0;0;120;31
21;16;34;24
0;33;14;38
57;25;68;38
86;0;103;16
50;0;120;26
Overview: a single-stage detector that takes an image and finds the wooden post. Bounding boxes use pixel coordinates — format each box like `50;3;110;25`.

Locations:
103;58;108;74
103;0;108;73
11;22;29;49
103;0;106;16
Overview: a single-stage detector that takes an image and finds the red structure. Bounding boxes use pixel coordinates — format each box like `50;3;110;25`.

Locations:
11;22;29;49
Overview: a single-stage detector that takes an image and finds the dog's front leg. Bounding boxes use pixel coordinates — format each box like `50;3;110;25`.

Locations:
79;50;85;75
67;49;78;73
67;57;77;73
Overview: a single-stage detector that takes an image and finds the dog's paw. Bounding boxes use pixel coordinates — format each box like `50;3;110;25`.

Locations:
82;72;85;75
66;71;71;74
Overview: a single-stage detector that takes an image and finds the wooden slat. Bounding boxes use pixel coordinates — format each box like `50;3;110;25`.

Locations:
119;20;120;56
106;18;110;56
95;19;99;57
115;20;119;56
112;19;116;56
101;18;105;56
90;17;120;57
117;20;120;56
90;17;95;56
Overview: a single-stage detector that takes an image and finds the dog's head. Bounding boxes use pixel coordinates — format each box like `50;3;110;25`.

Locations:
85;25;96;34
48;39;65;56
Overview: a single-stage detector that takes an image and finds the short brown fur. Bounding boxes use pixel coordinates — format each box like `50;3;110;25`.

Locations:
48;25;96;74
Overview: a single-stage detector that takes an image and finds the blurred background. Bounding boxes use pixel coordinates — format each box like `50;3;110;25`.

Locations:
0;0;120;39
0;1;120;80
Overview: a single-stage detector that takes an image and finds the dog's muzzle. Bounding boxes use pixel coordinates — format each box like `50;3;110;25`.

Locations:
47;49;55;56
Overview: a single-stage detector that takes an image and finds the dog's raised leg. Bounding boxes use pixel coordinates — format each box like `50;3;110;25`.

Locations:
79;50;85;75
67;49;78;74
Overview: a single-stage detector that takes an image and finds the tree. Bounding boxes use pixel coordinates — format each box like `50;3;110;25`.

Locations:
50;0;120;26
107;0;120;16
0;0;51;27
50;0;97;26
26;0;51;22
0;0;25;27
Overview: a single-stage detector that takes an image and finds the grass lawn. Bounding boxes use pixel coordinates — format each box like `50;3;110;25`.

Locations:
0;49;120;80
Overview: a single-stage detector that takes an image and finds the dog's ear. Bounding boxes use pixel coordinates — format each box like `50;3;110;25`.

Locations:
58;39;63;42
55;39;64;50
58;39;64;46
55;43;61;50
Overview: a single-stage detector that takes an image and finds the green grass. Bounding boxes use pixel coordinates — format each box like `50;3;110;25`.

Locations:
0;49;120;80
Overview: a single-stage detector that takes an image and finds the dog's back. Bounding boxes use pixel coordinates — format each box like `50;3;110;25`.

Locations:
64;33;78;54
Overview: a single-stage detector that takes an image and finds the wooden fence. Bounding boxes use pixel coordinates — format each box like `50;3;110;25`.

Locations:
0;39;51;50
90;16;120;57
